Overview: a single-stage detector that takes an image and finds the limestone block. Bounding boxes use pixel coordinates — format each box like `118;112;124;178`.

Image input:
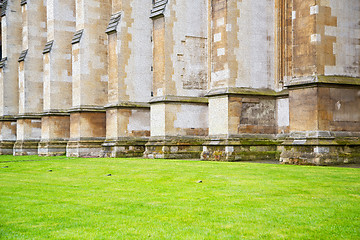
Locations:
289;84;360;133
150;102;208;137
41;115;70;141
70;112;106;140
106;108;150;139
0;121;16;141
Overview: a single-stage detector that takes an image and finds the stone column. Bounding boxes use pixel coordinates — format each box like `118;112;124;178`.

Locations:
0;1;22;154
144;0;209;159
280;0;360;165
66;0;110;157
101;0;152;158
14;0;47;155
202;0;288;161
38;0;75;156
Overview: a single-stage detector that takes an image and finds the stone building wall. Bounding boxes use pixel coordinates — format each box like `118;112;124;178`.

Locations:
0;0;358;165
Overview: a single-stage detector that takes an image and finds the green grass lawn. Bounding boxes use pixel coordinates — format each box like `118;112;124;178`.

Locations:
0;156;359;239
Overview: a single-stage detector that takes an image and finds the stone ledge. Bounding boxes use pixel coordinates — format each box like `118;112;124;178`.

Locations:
205;87;288;98
149;95;208;104
41;110;70;116
39;139;69;142
286;75;360;88
104;101;150;109
289;131;334;139
0;115;17;121
68;106;106;113
209;133;279;140
282;137;360;147
146;136;207;145
14;114;42;119
286;131;360;142
68;137;106;142
103;137;149;143
205;138;281;146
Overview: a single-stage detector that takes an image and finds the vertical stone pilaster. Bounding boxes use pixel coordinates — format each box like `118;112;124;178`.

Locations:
274;0;293;88
66;0;111;157
0;1;22;154
145;0;209;159
38;0;75;156
101;0;152;158
280;1;360;165
14;0;47;155
203;0;283;161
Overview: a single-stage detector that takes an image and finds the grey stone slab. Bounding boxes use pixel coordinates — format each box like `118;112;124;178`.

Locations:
18;49;28;62
0;57;7;68
105;12;121;35
71;29;84;45
1;0;7;17
42;40;54;54
150;0;167;19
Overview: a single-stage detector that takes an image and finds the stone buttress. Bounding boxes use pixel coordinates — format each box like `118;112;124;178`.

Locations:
0;1;21;154
14;0;47;155
144;0;209;159
280;0;360;165
201;0;291;161
101;0;152;158
66;0;111;157
38;0;75;156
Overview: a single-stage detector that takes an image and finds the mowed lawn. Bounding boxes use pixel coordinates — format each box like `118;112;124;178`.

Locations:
0;156;359;240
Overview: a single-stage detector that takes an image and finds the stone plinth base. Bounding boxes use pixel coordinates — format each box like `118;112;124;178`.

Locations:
101;138;148;158
0;141;15;155
144;136;205;159
0;119;17;154
13;140;39;155
280;132;360;165
66;139;105;157
38;140;68;156
201;136;280;162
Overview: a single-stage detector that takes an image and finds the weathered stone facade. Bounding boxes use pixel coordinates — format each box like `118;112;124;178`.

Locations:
0;0;359;165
